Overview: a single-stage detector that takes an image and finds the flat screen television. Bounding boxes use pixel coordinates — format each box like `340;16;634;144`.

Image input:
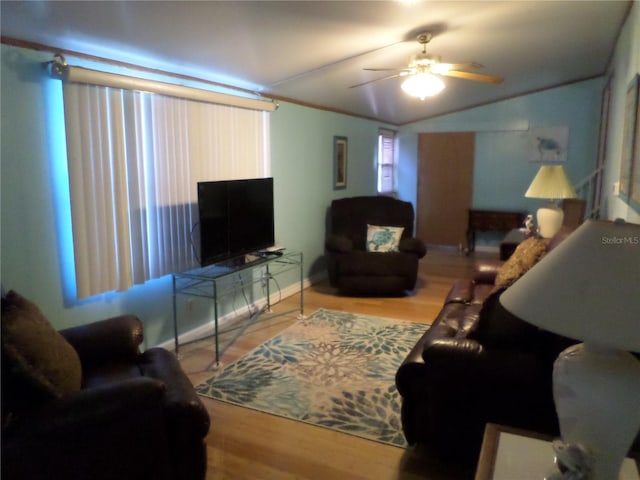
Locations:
197;177;275;267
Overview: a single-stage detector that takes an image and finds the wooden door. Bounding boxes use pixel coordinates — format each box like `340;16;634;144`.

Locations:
416;132;475;248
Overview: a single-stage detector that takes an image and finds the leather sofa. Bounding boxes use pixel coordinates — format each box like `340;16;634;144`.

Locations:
325;196;427;296
1;291;210;480
395;228;577;464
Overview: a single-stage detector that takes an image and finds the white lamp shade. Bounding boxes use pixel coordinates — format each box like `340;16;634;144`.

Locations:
525;165;577;199
401;73;445;100
500;220;640;352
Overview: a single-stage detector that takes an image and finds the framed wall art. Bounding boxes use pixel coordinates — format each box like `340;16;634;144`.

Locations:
527;126;569;163
333;136;348;189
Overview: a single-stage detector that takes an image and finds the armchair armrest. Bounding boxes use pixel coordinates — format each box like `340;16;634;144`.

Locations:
59;315;144;366
325;234;354;253
2;377;174;480
139;348;211;438
6;376;166;437
399;237;427;258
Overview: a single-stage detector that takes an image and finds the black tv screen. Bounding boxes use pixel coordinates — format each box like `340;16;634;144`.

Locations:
197;178;275;267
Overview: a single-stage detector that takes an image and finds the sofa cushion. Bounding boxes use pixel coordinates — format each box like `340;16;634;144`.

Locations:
495;236;547;288
366;225;404;252
471;287;539;350
1;291;82;400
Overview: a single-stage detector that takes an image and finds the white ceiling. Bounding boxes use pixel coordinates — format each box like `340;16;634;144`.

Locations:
0;1;631;125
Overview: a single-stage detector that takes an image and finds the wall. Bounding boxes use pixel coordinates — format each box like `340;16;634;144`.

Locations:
602;3;640;223
0;44;384;347
397;78;603;247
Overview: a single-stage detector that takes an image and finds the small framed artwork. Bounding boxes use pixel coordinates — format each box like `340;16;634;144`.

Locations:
527;126;569;163
333;136;348;189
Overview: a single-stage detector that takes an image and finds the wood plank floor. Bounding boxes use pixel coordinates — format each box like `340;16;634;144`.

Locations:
178;248;496;480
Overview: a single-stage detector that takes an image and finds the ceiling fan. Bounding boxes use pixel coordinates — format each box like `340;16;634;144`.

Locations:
350;32;503;97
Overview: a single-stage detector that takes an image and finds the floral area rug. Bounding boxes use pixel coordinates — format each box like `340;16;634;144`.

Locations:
195;308;428;447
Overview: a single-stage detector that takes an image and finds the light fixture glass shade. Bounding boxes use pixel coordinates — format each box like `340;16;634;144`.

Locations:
401;73;445;100
500;220;640;480
525;165;577;199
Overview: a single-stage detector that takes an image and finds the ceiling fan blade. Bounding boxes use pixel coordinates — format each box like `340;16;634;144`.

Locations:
349;73;405;89
442;70;504;84
435;61;484;72
363;67;411;72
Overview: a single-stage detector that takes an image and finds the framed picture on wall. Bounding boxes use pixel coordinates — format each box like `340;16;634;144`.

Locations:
333;136;348;189
527;126;569;163
619;74;639;206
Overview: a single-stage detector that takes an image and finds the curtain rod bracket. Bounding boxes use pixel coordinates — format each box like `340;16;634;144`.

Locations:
47;53;69;80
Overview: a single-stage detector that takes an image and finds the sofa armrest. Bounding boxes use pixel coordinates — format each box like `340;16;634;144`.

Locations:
423;338;548;388
325;234;354;253
60;315;144;365
399;237;427;258
473;261;502;284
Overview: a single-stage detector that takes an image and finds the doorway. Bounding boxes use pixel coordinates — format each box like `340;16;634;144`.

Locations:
416;132;475;248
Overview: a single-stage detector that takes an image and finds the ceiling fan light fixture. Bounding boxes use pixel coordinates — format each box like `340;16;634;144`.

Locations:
401;73;445;100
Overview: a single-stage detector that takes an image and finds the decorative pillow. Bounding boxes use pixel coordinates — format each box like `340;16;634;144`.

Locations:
366;225;404;252
495;237;548;288
1;291;82;400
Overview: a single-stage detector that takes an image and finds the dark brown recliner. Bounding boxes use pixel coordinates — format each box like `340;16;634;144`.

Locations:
325;196;427;296
1;291;210;480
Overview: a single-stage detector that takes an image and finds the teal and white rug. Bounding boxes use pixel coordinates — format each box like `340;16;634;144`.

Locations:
195;308;428;447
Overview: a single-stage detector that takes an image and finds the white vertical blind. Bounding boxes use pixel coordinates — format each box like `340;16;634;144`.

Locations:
378;129;396;194
62;82;270;299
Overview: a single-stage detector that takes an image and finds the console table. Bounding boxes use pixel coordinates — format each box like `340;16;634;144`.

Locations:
172;250;304;368
467;209;527;254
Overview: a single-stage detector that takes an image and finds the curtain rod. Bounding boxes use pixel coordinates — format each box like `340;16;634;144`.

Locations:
48;54;278;113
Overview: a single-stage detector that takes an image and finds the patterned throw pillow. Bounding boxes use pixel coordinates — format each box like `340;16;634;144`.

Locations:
1;291;82;400
495;237;548;288
366;225;404;252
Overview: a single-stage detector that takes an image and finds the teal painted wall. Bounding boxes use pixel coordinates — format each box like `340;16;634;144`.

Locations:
0;44;385;347
397;77;604;247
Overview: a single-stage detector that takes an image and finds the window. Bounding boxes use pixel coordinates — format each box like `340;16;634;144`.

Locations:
61;81;270;299
377;129;396;195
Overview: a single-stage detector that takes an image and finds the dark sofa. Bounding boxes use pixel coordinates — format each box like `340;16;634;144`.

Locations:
395;228;578;463
1;291;210;480
325;196;427;296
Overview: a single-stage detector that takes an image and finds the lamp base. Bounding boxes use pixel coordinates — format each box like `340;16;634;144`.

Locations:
537;204;564;238
553;343;640;480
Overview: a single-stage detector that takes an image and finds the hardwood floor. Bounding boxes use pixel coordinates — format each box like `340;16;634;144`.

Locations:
178;248;496;480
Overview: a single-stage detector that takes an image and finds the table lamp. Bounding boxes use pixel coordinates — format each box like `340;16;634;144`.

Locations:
525;165;577;238
500;219;640;480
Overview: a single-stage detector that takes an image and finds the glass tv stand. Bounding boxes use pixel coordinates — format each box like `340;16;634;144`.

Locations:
172;249;304;368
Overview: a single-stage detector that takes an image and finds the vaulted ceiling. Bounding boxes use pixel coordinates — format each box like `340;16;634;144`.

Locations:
1;1;631;125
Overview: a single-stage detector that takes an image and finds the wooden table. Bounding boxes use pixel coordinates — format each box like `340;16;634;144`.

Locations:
475;423;640;480
467;209;527;254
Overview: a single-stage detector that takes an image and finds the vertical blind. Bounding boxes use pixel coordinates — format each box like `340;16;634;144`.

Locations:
62;82;270;299
377;129;396;194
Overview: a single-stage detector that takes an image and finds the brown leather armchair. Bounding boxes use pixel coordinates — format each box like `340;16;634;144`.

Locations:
325;196;427;296
1;291;210;480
